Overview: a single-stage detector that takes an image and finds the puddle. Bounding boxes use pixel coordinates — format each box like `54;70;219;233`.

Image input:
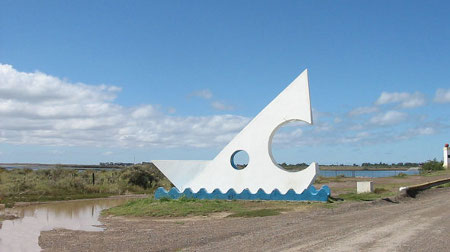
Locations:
0;198;132;251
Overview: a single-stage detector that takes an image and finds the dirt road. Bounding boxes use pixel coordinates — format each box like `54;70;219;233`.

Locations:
40;187;450;252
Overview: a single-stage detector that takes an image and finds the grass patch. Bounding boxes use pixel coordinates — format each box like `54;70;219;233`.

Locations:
420;169;450;177
373;187;389;194
339;191;395;201
315;176;345;184
104;197;325;218
373;183;407;192
104;197;242;217
227;208;282;218
395;173;408;178
436;182;450;188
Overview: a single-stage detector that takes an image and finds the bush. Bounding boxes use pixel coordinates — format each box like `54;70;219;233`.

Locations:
421;159;444;172
0;164;174;207
373;188;389;194
120;166;157;189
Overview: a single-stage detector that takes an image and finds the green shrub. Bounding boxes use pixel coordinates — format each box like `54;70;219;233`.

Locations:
120;166;156;189
373;187;389;194
421;159;444;172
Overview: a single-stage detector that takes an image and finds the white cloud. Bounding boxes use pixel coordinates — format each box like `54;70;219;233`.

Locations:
131;105;158;118
375;92;426;108
396;126;438;141
314;122;333;132
0;64;443;151
189;89;234;111
434;88;450;103
340;132;370;144
369;110;407;126
189;89;213;99
275;89;444;147
312;109;332;120
0;65;120;103
348;106;378;116
411;127;436;135
0;64;250;148
349;124;364;131
272;128;303;145
211;101;234;111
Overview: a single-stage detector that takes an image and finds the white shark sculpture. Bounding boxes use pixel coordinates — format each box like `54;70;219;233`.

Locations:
153;69;318;194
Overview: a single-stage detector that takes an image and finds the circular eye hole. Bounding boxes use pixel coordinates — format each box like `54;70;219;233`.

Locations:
230;150;249;170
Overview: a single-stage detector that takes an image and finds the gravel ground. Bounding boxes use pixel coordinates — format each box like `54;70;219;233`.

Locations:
39;187;450;252
315;170;450;195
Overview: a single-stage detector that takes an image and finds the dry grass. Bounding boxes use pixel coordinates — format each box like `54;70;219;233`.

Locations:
104;197;323;218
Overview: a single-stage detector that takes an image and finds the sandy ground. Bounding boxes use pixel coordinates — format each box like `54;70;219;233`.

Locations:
39;186;450;252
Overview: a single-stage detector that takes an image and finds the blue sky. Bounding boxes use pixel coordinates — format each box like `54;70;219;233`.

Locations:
0;1;449;165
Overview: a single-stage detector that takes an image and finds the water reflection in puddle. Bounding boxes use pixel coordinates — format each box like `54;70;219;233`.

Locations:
0;198;132;251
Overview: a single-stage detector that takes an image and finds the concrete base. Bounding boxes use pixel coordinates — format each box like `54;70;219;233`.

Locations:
357;181;373;194
154;186;331;202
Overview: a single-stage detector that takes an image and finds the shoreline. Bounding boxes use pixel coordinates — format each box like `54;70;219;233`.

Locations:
10;193;148;208
0;194;149;227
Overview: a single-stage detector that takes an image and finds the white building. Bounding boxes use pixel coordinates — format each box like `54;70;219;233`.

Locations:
444;144;449;169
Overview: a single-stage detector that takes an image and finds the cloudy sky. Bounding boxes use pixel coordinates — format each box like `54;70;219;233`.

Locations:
1;1;449;165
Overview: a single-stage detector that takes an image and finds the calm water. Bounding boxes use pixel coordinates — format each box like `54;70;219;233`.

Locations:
0;198;131;252
318;168;420;177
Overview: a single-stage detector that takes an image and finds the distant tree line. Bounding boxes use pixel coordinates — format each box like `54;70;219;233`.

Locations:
360;162;420;168
99;162;134;167
279;162;420;170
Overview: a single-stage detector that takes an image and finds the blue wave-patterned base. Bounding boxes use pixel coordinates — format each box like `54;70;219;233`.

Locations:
154;185;330;202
